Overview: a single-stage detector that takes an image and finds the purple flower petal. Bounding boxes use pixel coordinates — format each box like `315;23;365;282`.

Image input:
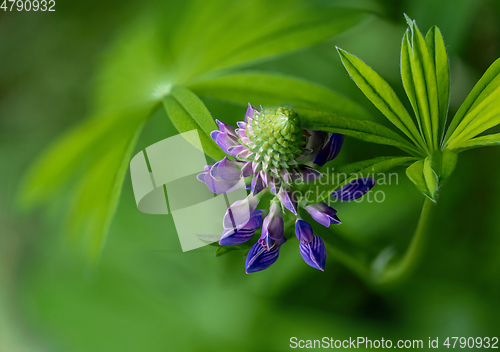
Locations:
216;119;236;136
251;173;265;195
295;219;314;244
268;175;281;195
211;130;239;155
241;161;254;177
219;210;263;245
196;172;206;183
223;194;260;229
331;178;376;201
259;171;268;186
236;148;252;160
298;165;323;182
262;202;284;241
227;144;247;158
280;168;291;184
252;161;262;174
304;202;341;227
219;228;255;246
204;171;244;194
245;241;282;273
236;128;247;139
245;103;260;123
313;133;344;167
305;130;328;162
212;157;242;181
278;188;298;215
299;235;326;271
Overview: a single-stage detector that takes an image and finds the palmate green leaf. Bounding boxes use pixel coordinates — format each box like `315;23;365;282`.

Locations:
401;15;440;151
445;88;500;150
67;123;145;260
19;107;151;209
425;26;450;141
180;1;371;78
337;47;426;152
19;115;121;209
296;108;423;157
452;133;500;152
95;0;371;112
20;107;151;259
188;71;371;120
21;0;372;260
163;86;225;161
444;57;500;145
301;156;417;205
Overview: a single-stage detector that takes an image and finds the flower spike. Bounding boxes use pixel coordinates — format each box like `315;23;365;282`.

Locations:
198;104;368;273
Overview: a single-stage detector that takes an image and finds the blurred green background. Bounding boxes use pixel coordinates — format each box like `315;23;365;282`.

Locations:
1;0;500;351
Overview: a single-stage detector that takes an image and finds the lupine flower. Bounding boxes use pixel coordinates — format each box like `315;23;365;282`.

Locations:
198;104;375;273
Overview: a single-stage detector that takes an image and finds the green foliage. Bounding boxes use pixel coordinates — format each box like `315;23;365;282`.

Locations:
297;108;422;156
425;26;450;139
20;106;151;259
21;3;500;260
444;58;500;146
163;86;226;161
337;47;426;151
189;71;371;120
401;14;440;151
20;0;371;259
453;133;500;152
337;15;500;199
406;158;438;201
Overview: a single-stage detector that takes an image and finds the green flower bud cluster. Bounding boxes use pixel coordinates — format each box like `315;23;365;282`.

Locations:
244;107;305;171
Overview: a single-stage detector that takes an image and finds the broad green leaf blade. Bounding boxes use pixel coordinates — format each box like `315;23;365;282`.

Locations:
19;115;120;209
425;26;450;142
302;156;416;204
337;47;426;152
402;16;440;151
401;31;422;136
452;133;500;152
95;0;370;114
93;19;173;113
296;108;423;157
67;123;145;260
163;86;225;161
188;71;371;120
445;88;500;149
19;107;150;259
193;5;370;76
19;107;151;209
444;57;500;144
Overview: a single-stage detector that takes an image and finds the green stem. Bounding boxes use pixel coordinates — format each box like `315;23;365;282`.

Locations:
324;197;435;286
373;197;435;285
323;241;369;279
